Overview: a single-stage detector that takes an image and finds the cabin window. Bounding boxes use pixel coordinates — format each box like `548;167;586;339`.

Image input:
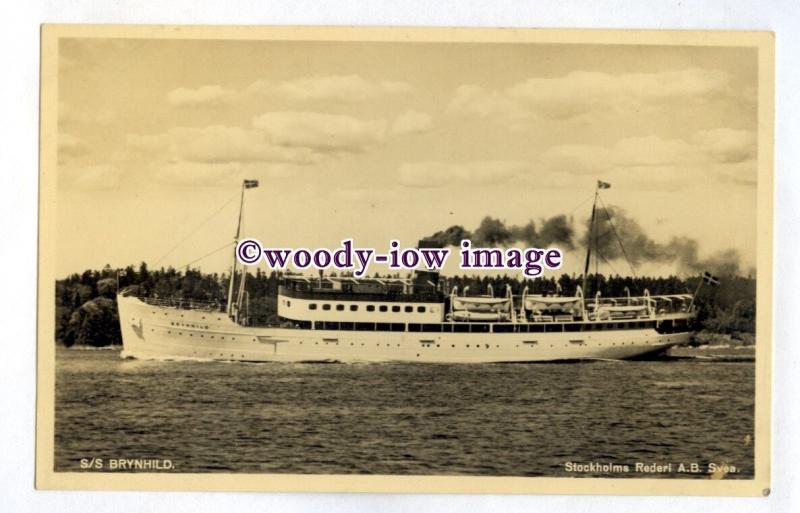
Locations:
417;306;426;313
404;306;413;313
308;304;317;310
322;304;331;311
392;306;401;313
336;304;345;311
367;305;375;312
350;305;358;311
379;305;388;312
287;300;291;307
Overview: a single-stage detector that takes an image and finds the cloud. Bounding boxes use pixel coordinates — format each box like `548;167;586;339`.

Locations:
537;130;756;186
692;128;756;163
270;75;413;103
134;125;322;165
448;85;522;120
179;75;414;106
125;110;392;185
398;161;529;188
397;128;757;191
253;111;387;152
167;85;234;107
449;68;735;123
391;110;433;136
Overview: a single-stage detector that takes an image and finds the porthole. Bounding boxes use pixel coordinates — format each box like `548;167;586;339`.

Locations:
392;306;401;313
404;306;413;313
336;304;344;311
367;305;375;312
322;304;331;311
350;305;358;311
417;306;426;313
309;304;318;310
379;305;388;312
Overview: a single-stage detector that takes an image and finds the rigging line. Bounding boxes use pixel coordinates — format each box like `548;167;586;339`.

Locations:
597;252;620;276
597;194;638;278
153;192;240;267
566;192;597;217
179;241;236;271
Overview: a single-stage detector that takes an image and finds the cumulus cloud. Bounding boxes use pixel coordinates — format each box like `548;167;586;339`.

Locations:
692;128;756;163
167;85;234;107
448;85;524;120
253;111;387;152
398;128;756;190
391;110;433;135
124;109;395;187
134;125;322;165
537;130;756;185
269;75;413;103
449;68;736;123
398;161;529;188
173;75;413;106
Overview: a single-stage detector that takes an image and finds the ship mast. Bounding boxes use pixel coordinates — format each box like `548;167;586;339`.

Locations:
581;187;599;296
226;179;259;320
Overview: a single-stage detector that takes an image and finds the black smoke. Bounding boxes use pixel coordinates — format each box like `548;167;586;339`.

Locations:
587;206;742;277
427;215;575;249
425;208;744;277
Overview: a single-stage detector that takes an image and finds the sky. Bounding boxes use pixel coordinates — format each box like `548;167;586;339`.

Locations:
55;37;759;279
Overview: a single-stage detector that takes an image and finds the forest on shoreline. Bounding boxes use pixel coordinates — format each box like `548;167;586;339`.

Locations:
55;263;756;347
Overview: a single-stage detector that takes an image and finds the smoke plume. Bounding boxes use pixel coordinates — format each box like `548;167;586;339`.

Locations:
586;206;742;276
427;215;575;249
424;207;744;277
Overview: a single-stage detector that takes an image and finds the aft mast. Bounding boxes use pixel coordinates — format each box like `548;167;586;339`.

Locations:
581;187;599;296
581;180;612;297
226;179;259;321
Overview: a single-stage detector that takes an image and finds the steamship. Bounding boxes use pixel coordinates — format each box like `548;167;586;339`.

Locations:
117;180;699;363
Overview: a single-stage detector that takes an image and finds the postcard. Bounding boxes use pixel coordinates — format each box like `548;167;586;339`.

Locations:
37;25;773;495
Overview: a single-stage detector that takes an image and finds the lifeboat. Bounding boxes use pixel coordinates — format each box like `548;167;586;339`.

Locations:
449;284;515;322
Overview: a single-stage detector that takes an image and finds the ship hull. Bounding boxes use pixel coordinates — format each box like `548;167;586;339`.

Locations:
118;295;691;363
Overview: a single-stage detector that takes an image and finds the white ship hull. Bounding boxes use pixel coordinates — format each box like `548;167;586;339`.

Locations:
118;295;691;363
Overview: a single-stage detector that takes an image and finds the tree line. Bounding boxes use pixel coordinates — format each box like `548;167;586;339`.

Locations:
55;263;755;347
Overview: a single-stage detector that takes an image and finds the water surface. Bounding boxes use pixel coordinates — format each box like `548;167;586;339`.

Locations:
55;348;755;477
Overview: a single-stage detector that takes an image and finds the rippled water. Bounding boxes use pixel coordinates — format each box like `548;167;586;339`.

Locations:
54;348;755;478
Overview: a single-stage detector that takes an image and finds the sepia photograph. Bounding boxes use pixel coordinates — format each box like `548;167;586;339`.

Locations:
36;25;773;495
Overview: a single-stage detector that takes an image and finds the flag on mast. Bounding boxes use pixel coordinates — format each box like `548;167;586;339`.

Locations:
597;180;611;189
244;179;259;189
702;271;720;286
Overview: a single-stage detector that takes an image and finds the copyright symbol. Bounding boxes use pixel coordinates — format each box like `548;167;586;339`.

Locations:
236;238;262;265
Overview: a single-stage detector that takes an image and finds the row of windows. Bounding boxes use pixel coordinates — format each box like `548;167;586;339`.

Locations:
306;320;665;333
307;303;429;313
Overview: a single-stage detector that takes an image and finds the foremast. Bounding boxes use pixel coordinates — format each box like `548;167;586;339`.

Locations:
226;179;259;322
